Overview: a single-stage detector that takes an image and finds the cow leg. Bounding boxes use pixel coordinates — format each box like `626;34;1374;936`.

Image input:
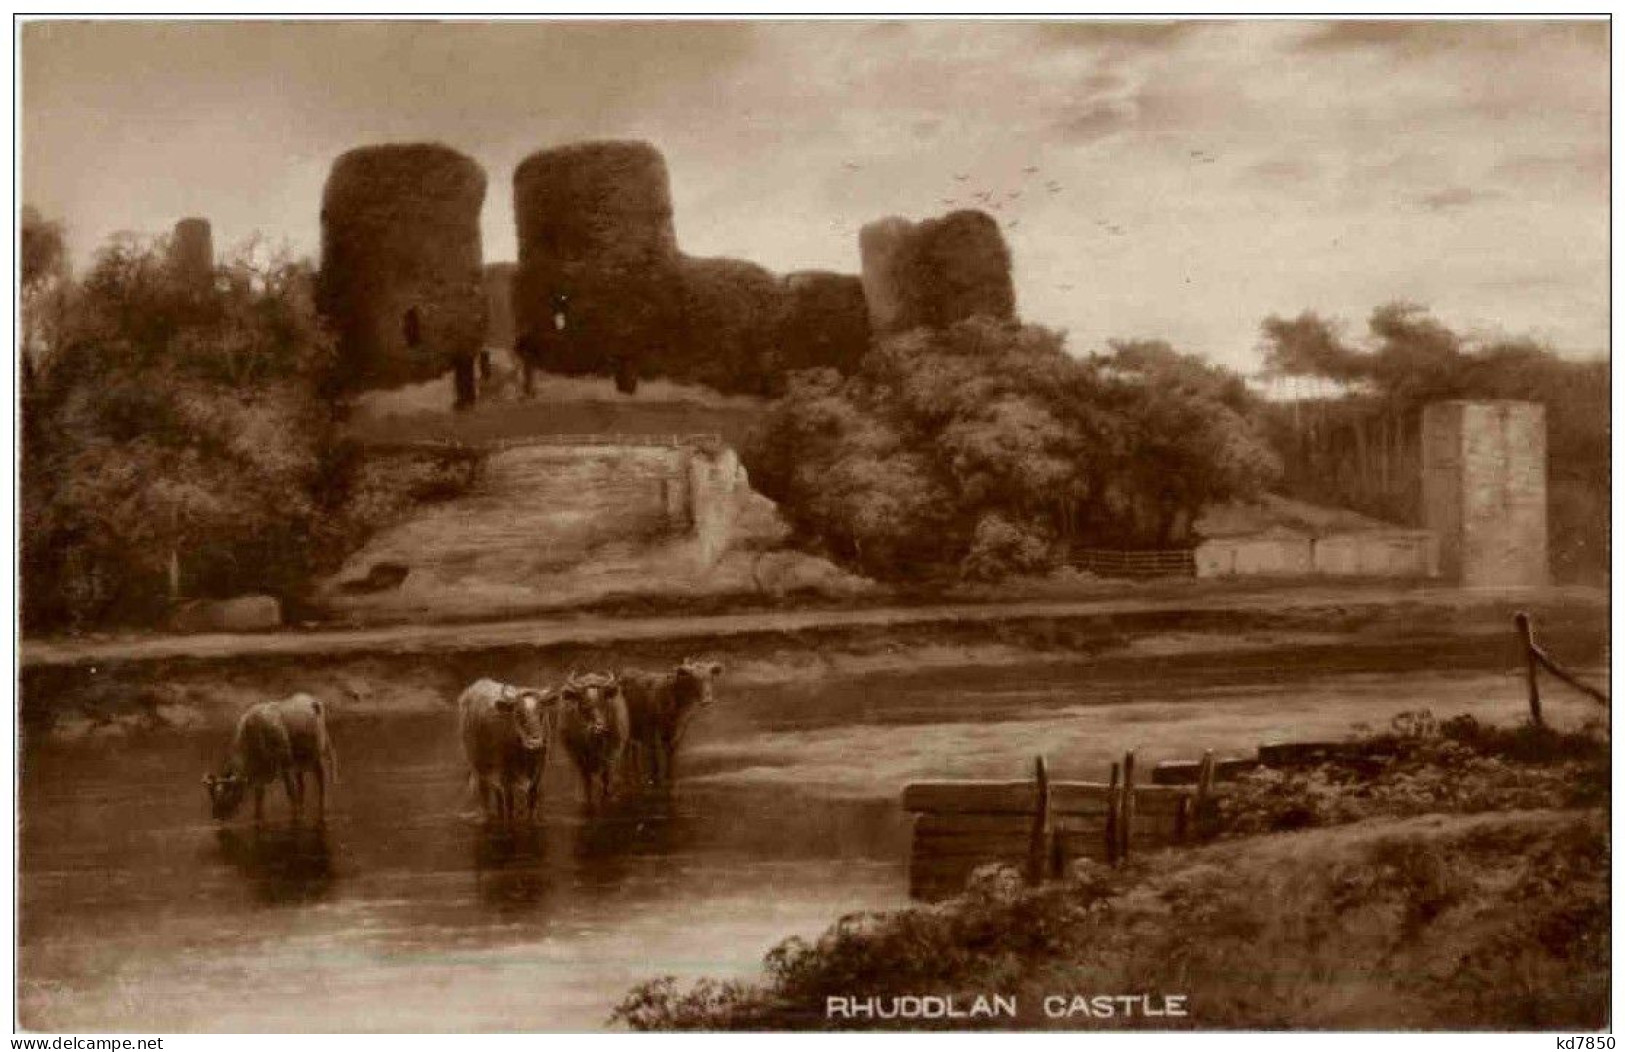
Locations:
253;785;266;824
526;772;541;823
312;764;327;822
283;770;301;820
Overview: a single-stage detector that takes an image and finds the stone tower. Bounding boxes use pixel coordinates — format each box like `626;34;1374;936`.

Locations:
169;217;213;289
512;140;682;395
318;143;487;408
1421;400;1548;587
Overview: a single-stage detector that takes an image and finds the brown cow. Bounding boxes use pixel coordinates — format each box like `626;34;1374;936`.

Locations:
459;678;560;824
620;658;723;788
558;670;629;809
204;694;338;823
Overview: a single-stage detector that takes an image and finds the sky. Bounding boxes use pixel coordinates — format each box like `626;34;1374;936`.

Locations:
20;18;1611;373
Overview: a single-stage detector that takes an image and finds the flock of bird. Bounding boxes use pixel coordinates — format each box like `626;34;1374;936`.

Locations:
830;148;1222;294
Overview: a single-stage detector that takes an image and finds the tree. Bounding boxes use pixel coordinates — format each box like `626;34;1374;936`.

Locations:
745;318;1278;582
23;232;341;629
20;207;69;382
1257;302;1609;582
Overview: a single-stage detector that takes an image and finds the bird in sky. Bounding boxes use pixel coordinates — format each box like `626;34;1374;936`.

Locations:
1023;165;1040;174
842;161;861;171
953;173;970;181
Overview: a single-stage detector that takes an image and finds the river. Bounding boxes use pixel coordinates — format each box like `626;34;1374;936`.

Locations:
18;638;1605;1031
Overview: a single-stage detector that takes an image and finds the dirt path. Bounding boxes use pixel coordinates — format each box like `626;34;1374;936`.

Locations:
21;584;1604;669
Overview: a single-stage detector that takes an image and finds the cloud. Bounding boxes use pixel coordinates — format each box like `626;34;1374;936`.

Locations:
1292;18;1606;60
1247;158;1318;183
1417;186;1490;212
1052;98;1137;144
1035;20;1200;52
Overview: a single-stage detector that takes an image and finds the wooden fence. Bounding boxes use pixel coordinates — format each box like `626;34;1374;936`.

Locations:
904;614;1608;901
1071;548;1195;579
363;432;725;457
1514;611;1609;726
904;750;1223;899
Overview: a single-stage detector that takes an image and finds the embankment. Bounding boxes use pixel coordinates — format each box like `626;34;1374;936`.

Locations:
19;587;1607;745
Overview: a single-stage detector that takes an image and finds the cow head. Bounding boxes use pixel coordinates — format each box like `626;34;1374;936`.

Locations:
203;772;247;820
496;687;555;751
674;658;724;711
563;671;622;738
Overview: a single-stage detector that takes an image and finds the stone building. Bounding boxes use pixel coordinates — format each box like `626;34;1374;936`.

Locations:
168;217;213;289
318;143;487;407
1421;400;1548;587
512;140;682;394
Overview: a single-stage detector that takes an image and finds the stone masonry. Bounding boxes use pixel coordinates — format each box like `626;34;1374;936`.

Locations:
1421;400;1548;588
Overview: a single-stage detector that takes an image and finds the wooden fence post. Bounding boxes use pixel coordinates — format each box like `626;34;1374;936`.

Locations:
1174;795;1190;843
1515;612;1543;728
1120;750;1137;862
1105;761;1121;866
1027;755;1051;885
1194;750;1216;839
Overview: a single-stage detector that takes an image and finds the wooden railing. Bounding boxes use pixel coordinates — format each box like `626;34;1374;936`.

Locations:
903;749;1224;899
1071;548;1196;579
1514;611;1609;726
364;432;724;456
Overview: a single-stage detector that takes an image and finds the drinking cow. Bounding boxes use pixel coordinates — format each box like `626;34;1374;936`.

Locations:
204;693;339;823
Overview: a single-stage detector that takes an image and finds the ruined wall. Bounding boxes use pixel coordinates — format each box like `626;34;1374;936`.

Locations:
513;140;682;394
1195;531;1437;579
859;216;915;334
779;270;871;375
861;210;1015;335
672;255;785;395
318;143;487;400
483;262;516;352
168;217;213;289
1422;401;1548;588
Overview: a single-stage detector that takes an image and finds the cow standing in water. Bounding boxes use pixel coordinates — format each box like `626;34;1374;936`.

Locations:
559;671;629;810
459;678;560;824
620;659;723;789
204;694;338;823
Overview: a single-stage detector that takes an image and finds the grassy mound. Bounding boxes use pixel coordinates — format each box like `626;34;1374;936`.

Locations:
615;713;1609;1030
616;809;1607;1030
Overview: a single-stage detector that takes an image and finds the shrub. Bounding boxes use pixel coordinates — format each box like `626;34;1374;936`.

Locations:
23;235;341;629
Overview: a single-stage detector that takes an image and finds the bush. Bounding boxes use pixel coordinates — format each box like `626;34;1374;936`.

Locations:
961;514;1057;582
744;318;1278;582
22;234;343;629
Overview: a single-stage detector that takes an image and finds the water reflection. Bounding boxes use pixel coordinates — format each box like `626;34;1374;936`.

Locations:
213;824;334;906
471;823;551;912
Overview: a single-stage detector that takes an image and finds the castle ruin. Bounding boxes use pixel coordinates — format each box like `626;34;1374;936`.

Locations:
318;143;488;407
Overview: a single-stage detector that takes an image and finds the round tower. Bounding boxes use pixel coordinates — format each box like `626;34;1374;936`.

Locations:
318;143;487;406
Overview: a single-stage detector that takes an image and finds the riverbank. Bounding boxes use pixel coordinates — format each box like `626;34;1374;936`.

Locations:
22;582;1605;669
614;715;1611;1030
19;585;1607;748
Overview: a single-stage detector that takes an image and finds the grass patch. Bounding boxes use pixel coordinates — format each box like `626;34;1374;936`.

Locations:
615;712;1610;1031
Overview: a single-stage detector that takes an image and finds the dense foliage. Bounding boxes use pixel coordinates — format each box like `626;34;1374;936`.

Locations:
745;318;1279;582
1260;304;1609;582
20;231;469;631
